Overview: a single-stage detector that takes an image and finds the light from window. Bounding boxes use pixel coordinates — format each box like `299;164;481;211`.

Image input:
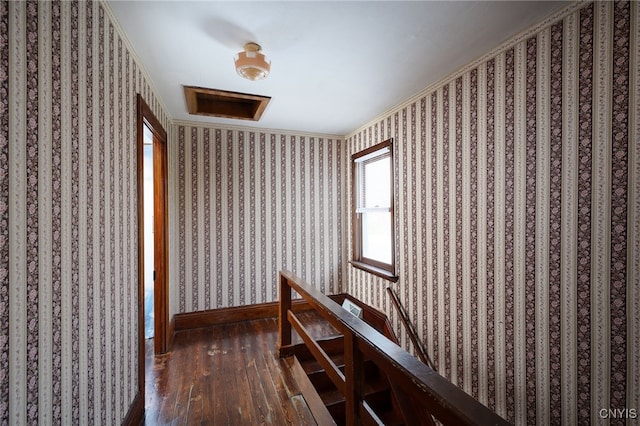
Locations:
351;139;396;280
362;210;392;264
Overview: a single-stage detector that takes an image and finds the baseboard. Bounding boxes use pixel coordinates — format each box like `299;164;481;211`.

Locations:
172;293;395;342
121;392;144;426
174;298;318;331
168;314;176;348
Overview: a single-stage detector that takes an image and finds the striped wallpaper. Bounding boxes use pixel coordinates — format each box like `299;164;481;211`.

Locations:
1;1;170;424
346;1;639;424
170;122;347;315
2;0;639;425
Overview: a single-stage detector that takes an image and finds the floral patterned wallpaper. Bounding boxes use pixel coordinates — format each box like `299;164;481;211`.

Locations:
170;123;347;315
346;1;639;424
1;1;169;424
2;1;639;425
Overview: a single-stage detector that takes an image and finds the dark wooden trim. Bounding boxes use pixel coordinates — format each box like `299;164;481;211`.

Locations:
137;94;170;356
121;392;144;426
175;293;390;332
351;138;397;278
351;139;393;161
175;299;314;331
152;112;169;355
349;260;399;283
136;94;169;424
388;380;437;426
168;314;176;348
135;96;145;413
277;270;511;426
138;94;167;142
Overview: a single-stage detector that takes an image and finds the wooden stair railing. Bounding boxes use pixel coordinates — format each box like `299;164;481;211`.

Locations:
288;333;403;425
277;270;511;426
386;287;436;371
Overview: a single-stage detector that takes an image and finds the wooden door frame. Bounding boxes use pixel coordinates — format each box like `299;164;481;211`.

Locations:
136;95;170;377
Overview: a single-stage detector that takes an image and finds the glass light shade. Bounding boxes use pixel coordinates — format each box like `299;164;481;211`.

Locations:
234;43;271;81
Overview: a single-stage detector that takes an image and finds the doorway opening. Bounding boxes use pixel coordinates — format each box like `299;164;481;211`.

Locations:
137;93;170;354
143;125;154;339
137;94;170;413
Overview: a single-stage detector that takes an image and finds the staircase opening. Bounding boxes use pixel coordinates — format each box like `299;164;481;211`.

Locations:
277;270;510;426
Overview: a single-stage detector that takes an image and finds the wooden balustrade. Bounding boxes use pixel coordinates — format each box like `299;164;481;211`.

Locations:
276;270;511;426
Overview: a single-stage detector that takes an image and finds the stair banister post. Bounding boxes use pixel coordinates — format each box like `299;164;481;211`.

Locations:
344;332;363;426
277;271;292;357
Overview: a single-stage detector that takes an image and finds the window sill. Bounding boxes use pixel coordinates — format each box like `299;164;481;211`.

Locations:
349;261;399;282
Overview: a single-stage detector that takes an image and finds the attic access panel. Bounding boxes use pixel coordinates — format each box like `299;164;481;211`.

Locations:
184;86;271;121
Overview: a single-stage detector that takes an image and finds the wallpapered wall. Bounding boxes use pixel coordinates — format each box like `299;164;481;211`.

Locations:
3;0;638;425
1;1;170;424
346;1;639;424
170;123;347;315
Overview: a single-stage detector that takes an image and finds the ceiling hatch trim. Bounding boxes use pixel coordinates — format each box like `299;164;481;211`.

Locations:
184;86;271;122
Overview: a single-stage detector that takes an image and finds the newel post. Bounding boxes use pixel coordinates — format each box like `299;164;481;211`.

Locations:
276;271;292;357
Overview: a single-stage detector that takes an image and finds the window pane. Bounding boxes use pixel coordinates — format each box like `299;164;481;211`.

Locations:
363;156;390;208
362;211;392;264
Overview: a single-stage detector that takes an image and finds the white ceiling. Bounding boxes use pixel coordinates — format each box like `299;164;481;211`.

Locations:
108;0;567;136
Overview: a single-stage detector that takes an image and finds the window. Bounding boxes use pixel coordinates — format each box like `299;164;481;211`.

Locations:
351;139;397;281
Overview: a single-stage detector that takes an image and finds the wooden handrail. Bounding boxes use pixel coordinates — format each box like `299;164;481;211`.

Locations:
386;286;436;371
277;270;511;426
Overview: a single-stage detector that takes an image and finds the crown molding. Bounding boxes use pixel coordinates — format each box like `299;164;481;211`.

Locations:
172;119;344;141
345;1;589;140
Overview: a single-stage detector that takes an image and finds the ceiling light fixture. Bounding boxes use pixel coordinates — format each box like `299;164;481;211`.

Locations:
234;42;271;81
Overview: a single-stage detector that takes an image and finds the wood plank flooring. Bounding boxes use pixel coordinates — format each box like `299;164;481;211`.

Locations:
144;314;340;425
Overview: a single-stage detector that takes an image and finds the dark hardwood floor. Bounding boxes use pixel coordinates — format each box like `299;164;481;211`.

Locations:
144;313;340;425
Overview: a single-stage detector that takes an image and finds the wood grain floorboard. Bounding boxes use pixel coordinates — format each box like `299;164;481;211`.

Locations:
254;319;318;425
145;315;333;425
